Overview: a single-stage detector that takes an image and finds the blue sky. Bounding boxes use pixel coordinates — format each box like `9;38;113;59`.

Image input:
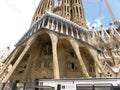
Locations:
54;0;120;28
0;0;120;51
82;0;120;29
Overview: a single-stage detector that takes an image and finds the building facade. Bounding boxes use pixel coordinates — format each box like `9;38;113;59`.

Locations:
0;0;120;84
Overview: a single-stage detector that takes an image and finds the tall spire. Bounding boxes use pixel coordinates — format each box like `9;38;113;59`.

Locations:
71;0;86;27
62;0;87;27
62;0;71;20
30;0;54;26
57;0;61;6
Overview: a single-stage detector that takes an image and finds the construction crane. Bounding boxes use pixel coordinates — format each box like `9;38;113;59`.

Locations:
83;0;98;4
101;0;120;27
99;0;103;17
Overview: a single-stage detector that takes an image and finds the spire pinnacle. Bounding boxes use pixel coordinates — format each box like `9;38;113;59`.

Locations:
57;0;60;6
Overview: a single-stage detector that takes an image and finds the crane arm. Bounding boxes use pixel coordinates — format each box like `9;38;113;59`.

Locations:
104;0;117;22
99;0;103;17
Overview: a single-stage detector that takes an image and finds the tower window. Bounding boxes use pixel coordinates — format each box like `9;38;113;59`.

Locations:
76;7;78;13
76;0;77;3
78;0;81;4
67;0;69;3
79;7;82;18
67;6;69;12
70;9;73;19
65;6;66;12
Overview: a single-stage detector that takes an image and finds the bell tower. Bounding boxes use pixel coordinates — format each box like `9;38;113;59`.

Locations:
31;0;87;27
30;0;54;26
57;0;61;6
62;0;71;20
71;0;86;27
61;0;87;27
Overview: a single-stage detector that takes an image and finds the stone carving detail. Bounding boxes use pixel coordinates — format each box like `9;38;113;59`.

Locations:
41;42;52;56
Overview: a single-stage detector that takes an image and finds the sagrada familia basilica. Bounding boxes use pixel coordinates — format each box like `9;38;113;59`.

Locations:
0;0;120;89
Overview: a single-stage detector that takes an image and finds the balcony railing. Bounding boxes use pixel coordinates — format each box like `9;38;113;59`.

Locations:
15;12;88;47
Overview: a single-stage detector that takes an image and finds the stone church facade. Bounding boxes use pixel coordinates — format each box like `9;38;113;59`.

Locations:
0;0;120;83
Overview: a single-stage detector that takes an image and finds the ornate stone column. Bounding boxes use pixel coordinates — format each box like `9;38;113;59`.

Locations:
66;24;69;35
55;21;59;32
69;38;89;77
51;19;55;30
60;22;63;33
46;17;50;29
76;29;80;39
48;32;60;79
42;18;45;27
0;47;20;78
88;48;107;77
38;20;42;30
2;36;36;83
71;27;74;37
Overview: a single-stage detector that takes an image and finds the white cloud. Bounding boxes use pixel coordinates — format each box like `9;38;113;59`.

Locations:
86;20;91;29
0;0;40;51
87;16;104;30
92;23;98;28
92;18;102;28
